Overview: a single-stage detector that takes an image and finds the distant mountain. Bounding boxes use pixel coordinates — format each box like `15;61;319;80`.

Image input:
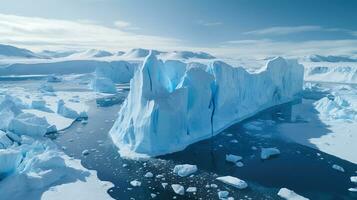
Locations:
39;50;79;58
310;55;357;62
122;48;162;58
162;51;216;59
0;44;41;58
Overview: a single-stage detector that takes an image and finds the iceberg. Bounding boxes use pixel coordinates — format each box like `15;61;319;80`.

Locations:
109;52;304;157
277;188;309;200
90;77;117;94
57;100;79;119
95;60;135;83
8;113;54;137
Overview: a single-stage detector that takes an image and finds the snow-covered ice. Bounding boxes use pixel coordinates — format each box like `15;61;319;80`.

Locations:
216;176;248;189
109;52;304;157
260;147;281;159
277;188;309;200
173;164;198;177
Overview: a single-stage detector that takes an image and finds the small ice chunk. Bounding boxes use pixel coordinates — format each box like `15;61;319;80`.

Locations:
230;139;238;143
277;188;309;200
261;147;280;159
351;176;357;183
161;182;168;189
218;191;229;199
130;180;141;187
216;176;248;189
150;193;157;198
226;154;242;163
186;187;197;193
332;164;345;172
57;100;79;119
82;149;90;156
171;184;185;195
156;174;164;178
235;162;244;167
173;164;197;177
144;172;154;178
348;188;357;192
210;184;217;188
0;130;13;149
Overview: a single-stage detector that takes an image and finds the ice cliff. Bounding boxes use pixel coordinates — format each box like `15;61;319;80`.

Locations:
109;52;304;158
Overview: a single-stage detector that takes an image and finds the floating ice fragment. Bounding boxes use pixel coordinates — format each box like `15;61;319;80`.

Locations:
225;154;242;163
171;184;185;195
216;176;248;189
277;188;309;200
130;180;141;187
173;164;197;177
332;164;345;172
218;191;229;199
144;172;154;178
186;187;197;193
261;147;280;159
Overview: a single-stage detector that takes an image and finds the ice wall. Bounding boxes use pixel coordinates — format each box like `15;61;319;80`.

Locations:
109;52;304;158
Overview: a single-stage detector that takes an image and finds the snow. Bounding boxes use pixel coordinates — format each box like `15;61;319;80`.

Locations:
173;164;198;177
314;96;357;120
216;176;248;189
91;77;117;94
109;53;304;157
0;44;41;59
225;154;242;163
171;184;185;195
277;188;309;200
8;113;54;137
260;147;281;159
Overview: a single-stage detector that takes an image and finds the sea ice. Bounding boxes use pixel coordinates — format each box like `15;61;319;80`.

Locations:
216;176;248;189
277;188;309;200
351;176;357;183
173;164;198;177
144;172;154;178
261;147;280;159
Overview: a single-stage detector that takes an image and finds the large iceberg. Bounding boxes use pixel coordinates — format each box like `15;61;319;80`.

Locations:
109;52;304;157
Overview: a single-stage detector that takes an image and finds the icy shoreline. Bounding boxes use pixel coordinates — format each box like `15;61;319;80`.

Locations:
110;52;304;158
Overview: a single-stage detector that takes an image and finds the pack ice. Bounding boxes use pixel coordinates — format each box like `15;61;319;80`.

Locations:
109;52;304;157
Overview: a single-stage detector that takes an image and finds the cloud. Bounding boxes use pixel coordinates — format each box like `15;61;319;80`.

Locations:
113;20;140;30
0;13;180;51
216;39;357;59
244;26;323;35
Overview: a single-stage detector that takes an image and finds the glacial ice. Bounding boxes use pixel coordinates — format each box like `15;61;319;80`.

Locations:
0;130;13;149
260;147;281;159
109;52;304;157
216;176;248;189
91;77;117;94
277;188;309;200
314;96;357;121
173;164;198;177
8;113;54;137
95;60;135;84
57;100;79;119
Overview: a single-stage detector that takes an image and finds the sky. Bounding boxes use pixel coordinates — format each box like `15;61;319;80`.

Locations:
1;0;357;58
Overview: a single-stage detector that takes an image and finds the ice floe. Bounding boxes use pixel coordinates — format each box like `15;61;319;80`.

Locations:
216;176;248;189
261;147;280;159
173;164;198;177
277;188;309;200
